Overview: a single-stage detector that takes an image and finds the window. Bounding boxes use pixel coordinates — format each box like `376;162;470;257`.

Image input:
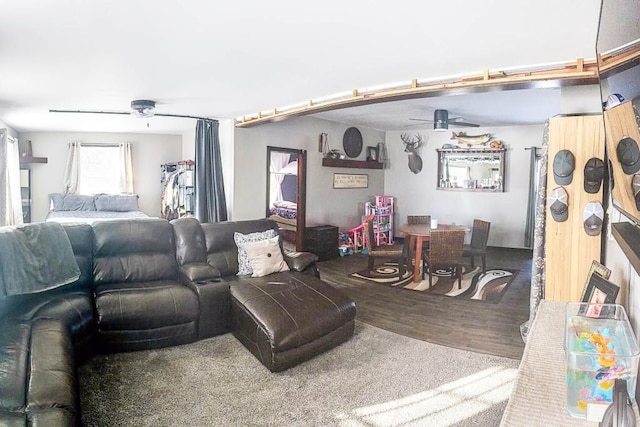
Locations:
78;145;121;195
64;142;133;195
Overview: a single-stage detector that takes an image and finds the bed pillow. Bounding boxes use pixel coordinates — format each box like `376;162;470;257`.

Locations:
48;193;96;211
233;229;277;276
49;193;65;211
62;194;96;211
243;235;289;277
95;194;139;212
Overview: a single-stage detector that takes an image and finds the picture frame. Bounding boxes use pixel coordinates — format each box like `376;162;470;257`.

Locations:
333;173;368;189
579;260;612;302
366;146;379;162
579;273;620;318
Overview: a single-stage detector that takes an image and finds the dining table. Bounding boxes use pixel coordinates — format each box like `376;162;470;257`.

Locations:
397;223;469;284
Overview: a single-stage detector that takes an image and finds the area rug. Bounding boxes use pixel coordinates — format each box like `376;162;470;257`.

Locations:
79;322;518;427
351;263;518;303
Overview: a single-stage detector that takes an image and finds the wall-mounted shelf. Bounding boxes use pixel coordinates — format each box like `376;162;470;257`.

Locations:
322;158;383;169
19;156;48;165
612;222;640;277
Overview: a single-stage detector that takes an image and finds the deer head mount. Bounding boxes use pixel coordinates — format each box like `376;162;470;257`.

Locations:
400;132;424;174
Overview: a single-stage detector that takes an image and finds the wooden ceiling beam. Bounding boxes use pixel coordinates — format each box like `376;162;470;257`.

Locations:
235;58;604;128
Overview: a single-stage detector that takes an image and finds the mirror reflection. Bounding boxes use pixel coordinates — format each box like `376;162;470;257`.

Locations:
437;149;505;191
266;146;306;251
597;0;640;224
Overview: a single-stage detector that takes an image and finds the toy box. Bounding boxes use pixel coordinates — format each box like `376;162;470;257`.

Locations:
565;303;639;418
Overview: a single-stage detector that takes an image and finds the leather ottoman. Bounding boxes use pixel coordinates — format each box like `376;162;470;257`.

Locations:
230;271;356;372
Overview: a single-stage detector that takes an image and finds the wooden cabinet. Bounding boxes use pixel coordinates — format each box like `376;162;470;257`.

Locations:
305;225;338;261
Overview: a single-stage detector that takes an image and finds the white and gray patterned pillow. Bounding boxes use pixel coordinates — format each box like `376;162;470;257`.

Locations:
234;229;278;276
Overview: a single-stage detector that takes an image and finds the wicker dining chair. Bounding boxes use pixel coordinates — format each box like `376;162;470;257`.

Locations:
422;228;466;288
462;219;491;273
407;215;431;225
365;218;407;278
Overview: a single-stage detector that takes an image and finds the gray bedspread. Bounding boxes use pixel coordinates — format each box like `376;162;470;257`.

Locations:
0;222;80;296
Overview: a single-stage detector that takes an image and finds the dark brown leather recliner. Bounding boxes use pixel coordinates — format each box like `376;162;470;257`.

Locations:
92;219;200;353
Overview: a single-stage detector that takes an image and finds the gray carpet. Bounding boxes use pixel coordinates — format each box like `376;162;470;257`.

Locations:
79;322;519;426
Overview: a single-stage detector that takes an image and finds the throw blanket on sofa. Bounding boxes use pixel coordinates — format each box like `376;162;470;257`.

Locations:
0;222;80;296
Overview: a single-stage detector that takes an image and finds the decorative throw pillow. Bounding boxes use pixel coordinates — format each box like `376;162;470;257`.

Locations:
234;229;277;276
243;235;289;278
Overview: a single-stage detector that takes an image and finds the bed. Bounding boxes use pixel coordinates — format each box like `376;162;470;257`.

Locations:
268;200;297;243
45;193;151;225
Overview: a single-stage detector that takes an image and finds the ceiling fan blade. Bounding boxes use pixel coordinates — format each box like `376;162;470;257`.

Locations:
408;118;434;123
49;109;130;115
449;121;480;127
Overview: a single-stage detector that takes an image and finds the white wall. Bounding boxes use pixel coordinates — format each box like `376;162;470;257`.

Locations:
384;125;543;248
17;132;182;222
234;116;385;231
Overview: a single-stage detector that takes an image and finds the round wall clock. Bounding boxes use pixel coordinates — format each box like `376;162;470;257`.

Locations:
343;127;363;158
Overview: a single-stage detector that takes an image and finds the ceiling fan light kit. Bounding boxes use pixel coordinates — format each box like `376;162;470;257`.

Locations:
130;100;156;118
434;109;448;132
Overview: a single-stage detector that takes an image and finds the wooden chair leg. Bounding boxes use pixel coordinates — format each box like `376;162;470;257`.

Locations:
457;265;462;289
428;266;432;287
470;255;475;268
481;255;486;273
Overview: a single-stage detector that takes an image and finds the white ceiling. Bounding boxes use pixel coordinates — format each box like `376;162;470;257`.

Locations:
0;0;603;135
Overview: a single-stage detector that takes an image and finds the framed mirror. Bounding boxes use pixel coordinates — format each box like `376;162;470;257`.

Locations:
436;148;505;192
266;146;307;252
597;0;640;225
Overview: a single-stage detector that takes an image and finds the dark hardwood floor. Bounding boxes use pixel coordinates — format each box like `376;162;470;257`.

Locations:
317;246;532;360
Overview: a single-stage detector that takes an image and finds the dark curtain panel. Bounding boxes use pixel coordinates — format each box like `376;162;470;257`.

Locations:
194;119;228;223
521;120;549;341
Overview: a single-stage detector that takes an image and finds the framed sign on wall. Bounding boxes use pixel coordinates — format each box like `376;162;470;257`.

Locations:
333;173;368;189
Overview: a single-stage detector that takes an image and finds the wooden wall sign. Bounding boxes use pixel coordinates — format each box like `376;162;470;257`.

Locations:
333;173;368;189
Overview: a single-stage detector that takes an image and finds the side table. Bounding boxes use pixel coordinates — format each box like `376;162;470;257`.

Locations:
304;225;338;261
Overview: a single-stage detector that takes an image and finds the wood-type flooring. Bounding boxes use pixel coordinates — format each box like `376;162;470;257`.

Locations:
317;246;532;360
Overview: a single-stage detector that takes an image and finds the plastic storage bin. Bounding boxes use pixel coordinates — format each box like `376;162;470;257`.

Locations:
565;303;640;418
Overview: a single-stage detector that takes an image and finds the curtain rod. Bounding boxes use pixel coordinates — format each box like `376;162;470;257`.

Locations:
49;109;217;122
524;147;542;151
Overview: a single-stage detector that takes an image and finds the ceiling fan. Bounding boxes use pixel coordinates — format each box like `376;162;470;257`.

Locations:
49;100;213;122
409;109;480;131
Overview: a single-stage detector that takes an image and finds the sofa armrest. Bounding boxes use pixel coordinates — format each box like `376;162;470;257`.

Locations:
178;263;221;282
178;271;231;340
283;251;320;277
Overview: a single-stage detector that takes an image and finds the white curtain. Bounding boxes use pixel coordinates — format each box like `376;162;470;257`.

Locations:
119;142;134;193
269;152;291;205
63;141;82;194
0;129;23;226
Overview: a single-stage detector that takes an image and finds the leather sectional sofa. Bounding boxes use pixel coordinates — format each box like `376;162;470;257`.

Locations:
0;218;356;426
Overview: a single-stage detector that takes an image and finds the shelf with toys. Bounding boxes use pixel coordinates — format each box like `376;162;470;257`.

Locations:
365;195;394;246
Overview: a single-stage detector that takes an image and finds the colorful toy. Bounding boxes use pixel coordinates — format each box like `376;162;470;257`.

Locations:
347;214;375;253
566;322;637;417
338;233;354;256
